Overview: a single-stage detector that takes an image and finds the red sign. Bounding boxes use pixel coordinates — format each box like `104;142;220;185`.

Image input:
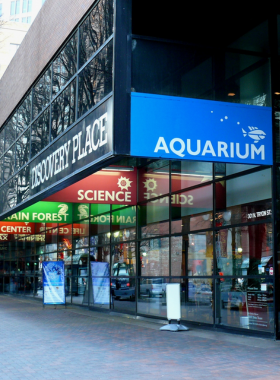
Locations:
44;169;137;205
0;222;35;235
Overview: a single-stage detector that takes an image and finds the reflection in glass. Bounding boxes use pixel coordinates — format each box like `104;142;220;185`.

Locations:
216;224;273;276
138;161;169;202
111;243;136;276
140;238;169;276
71;277;88;305
17;165;30;204
217;277;273;332
16;129;30;170
17;91;32;136
51;80;76;140
171;232;213;276
79;0;113;67
111;206;136;243
52;33;77;97
33;66;51;117
137;278;168;317
111;277;135;313
139;198;169;238
174;278;213;324
215;169;272;226
3;144;15;180
171;161;213;192
78;39;113;118
171;185;213;234
5;114;17;150
31;108;50;158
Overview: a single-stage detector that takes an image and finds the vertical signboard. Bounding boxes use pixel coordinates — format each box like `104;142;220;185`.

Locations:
90;262;110;305
43;261;65;305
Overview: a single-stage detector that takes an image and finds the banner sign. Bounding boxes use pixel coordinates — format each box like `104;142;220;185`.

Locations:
0;222;35;235
30;97;113;196
131;93;272;165
44;169;137;206
4;202;72;223
43;261;65;305
91;262;110;305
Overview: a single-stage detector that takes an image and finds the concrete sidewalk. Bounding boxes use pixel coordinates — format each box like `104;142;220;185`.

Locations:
0;295;279;380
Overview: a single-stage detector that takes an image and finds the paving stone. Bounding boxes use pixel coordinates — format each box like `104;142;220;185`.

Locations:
0;295;280;379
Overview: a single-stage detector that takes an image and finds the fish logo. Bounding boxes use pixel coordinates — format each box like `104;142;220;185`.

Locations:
242;127;266;143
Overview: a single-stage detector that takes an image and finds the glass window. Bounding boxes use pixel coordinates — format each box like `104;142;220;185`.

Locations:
111;206;136;243
112;277;135;312
78;39;113;118
174;278;213;324
27;0;32;12
17;165;29;204
51;80;76;141
15;0;20;14
3;144;15;181
217;277;273;332
138;161;169;202
0;128;5;157
139;237;169;276
22;0;27;13
79;0;113;68
132;39;213;100
16;128;30;170
31;107;50;158
112;242;136;277
139;197;169;239
52;33;77;97
216;223;273;276
5;114;17;151
171;185;213;234
27;16;31;23
17;91;32;136
90;212;111;246
171;232;213;276
0;4;2;17
10;1;15;15
171;161;213;192
33;67;51;118
132;39;271;106
72;220;89;250
216;169;272;226
137;277;168;317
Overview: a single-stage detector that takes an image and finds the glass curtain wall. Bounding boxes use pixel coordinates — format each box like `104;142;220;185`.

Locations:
0;160;273;333
0;0;114;214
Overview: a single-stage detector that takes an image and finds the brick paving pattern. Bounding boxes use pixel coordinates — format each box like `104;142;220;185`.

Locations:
0;295;280;379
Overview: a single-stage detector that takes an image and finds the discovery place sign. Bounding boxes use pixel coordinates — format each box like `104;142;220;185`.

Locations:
30;97;113;195
131;93;273;165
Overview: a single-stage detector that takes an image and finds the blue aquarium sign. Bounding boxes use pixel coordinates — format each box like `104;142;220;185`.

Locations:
131;93;273;165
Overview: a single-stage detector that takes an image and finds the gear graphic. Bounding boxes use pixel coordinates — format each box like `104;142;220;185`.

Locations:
117;176;133;191
143;178;157;192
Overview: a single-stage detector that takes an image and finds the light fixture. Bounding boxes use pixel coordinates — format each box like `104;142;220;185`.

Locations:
274;92;280;95
227;93;235;97
237;248;242;253
102;166;134;171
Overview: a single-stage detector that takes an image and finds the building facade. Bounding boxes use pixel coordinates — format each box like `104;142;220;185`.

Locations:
0;0;279;337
